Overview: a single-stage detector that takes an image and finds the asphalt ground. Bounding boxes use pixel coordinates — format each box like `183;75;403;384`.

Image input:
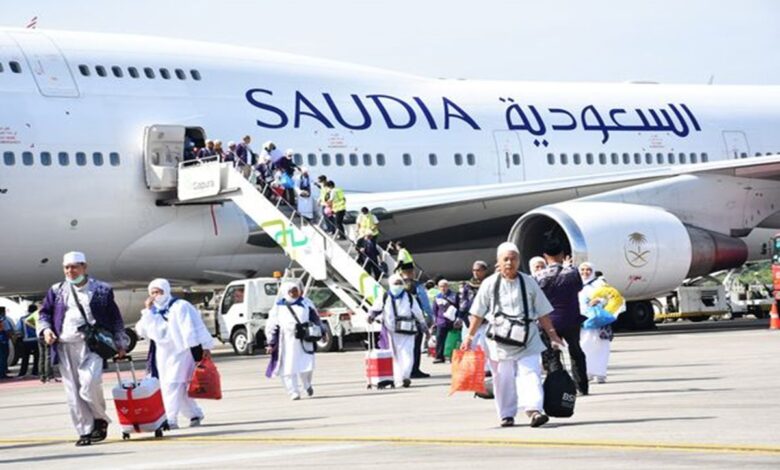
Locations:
1;318;779;469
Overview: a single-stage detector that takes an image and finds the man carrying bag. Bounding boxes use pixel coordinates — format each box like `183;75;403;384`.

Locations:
38;252;127;447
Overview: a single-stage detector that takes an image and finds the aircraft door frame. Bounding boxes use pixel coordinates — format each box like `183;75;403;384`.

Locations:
722;131;751;160
492;130;526;183
10;32;79;98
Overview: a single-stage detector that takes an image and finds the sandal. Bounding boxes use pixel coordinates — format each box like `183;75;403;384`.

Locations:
500;417;514;427
529;412;549;428
90;419;108;442
75;435;92;447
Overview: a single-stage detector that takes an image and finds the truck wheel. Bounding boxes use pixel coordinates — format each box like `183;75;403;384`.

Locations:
231;327;252;355
124;328;138;353
626;301;656;330
316;323;337;352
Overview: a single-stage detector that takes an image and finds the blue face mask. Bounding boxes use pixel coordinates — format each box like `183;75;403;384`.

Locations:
389;285;405;297
66;275;86;285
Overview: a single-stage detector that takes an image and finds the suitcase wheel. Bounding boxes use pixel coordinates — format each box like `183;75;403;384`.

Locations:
122;433;130;440
155;429;163;439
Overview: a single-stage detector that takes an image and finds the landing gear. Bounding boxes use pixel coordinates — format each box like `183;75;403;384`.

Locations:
623;300;656;330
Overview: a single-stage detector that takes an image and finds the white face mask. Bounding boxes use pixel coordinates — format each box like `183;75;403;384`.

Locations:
284;294;299;303
153;293;170;309
389;285;405;296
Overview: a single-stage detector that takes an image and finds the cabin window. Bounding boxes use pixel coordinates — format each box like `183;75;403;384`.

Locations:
362;153;372;166
22;152;33;166
93;152;104;166
144;67;155;79
307;153;317;166
467;153;476;165
41;152;52;166
403;153;412;166
547;153;555;165
78;65;90;76
321;153;331;166
9;61;22;73
349;153;359;166
111;66;123;78
128;67;139;78
76;152;87;166
175;69;186;80
429;153;438;166
109;152;120;166
454;153;463;166
58;152;69;166
335;153;345;166
191;70;202;81
376;153;386;166
95;65;107;77
3;152;14;166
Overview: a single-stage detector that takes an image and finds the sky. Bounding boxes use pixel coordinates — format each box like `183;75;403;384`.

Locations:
3;0;779;85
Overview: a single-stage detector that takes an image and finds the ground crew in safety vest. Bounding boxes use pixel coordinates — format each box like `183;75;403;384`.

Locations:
356;207;380;242
325;180;347;240
316;175;334;233
395;240;414;272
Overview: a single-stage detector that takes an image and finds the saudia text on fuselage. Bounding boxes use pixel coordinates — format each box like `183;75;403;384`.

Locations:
245;89;702;146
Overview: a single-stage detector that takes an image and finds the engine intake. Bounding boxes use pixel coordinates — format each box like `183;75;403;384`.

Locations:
508;202;747;299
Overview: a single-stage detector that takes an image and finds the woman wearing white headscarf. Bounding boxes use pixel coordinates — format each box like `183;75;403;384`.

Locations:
578;263;621;383
369;274;427;388
135;278;214;429
264;280;323;400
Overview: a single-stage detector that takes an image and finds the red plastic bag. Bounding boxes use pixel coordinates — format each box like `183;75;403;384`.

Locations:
188;355;222;400
449;348;486;396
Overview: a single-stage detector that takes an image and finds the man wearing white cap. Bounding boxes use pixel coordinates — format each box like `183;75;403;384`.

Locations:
135;278;213;429
462;242;564;428
369;274;428;388
264;280;324;400
38;251;127;446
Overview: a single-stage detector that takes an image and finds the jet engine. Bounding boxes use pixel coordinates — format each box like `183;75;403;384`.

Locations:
508;201;748;329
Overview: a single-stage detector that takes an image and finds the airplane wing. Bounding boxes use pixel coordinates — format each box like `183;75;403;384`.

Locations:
347;154;780;246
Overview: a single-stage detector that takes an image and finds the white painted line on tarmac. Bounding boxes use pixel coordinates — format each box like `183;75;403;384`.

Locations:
121;443;368;469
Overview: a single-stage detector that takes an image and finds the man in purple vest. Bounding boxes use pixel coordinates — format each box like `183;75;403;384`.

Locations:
38;251;127;447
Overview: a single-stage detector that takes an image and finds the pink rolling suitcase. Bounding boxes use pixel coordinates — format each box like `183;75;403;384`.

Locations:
112;356;168;440
365;332;394;389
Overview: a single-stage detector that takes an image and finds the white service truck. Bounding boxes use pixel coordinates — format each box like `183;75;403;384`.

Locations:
201;277;371;355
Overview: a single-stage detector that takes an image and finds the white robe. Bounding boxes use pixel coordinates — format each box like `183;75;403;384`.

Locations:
372;292;426;384
265;300;318;378
136;300;214;425
579;278;612;378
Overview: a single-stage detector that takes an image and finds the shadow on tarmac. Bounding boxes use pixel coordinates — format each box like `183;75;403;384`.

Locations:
591;387;732;397
542;415;716;428
0;451;132;465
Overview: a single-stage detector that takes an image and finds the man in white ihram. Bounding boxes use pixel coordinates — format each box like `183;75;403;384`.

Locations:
462;242;564;428
135;278;214;429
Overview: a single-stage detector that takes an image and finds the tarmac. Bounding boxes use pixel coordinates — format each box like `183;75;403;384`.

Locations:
1;318;779;469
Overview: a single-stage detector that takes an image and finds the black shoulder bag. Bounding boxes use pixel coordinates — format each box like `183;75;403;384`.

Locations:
285;303;321;354
70;283;118;360
485;274;530;348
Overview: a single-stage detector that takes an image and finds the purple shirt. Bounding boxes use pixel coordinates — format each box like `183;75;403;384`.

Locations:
433;290;459;328
536;263;584;331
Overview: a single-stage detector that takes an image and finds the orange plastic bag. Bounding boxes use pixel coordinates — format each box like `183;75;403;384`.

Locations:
449;348;487;395
188;355;222;400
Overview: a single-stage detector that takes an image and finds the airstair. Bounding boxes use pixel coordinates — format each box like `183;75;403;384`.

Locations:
172;157;392;318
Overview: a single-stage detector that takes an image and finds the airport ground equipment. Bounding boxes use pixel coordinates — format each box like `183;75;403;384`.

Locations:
165;155;390;352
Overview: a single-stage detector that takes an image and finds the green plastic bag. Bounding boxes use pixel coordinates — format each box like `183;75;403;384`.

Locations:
444;329;462;359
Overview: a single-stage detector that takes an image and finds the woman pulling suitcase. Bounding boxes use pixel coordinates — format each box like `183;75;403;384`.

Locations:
135;278;214;429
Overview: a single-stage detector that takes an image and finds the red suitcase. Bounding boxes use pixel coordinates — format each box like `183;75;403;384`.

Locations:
112;357;168;440
365;332;394;389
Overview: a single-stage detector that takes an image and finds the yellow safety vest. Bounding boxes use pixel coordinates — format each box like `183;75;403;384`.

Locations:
398;248;414;264
319;187;331;205
357;213;379;236
330;187;346;212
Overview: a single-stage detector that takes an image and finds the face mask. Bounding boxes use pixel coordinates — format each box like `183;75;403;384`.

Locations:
66;275;86;285
153;293;170;309
389;285;405;296
284;294;299;303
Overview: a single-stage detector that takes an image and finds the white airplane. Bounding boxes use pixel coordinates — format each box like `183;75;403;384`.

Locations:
1;27;779;329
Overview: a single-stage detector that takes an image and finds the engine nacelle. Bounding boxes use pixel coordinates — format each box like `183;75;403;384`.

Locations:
509;202;747;299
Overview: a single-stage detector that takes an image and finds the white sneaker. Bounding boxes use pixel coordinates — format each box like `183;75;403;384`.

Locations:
596;376;607;384
290;393;301;401
168;422;180;430
190;416;204;427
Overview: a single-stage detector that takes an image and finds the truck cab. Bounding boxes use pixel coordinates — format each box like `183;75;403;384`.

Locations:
214;278;279;355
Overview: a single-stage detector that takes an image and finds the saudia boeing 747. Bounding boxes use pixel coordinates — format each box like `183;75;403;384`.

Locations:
1;28;779;328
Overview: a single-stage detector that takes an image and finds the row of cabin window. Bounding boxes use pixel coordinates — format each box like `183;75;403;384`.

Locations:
78;64;202;81
547;152;710;166
291;152;481;167
0;61;23;74
2;151;120;167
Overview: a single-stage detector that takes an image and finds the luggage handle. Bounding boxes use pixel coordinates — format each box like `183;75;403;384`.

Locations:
113;355;137;388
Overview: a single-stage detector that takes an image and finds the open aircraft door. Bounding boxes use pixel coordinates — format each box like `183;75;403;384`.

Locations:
143;125;205;192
